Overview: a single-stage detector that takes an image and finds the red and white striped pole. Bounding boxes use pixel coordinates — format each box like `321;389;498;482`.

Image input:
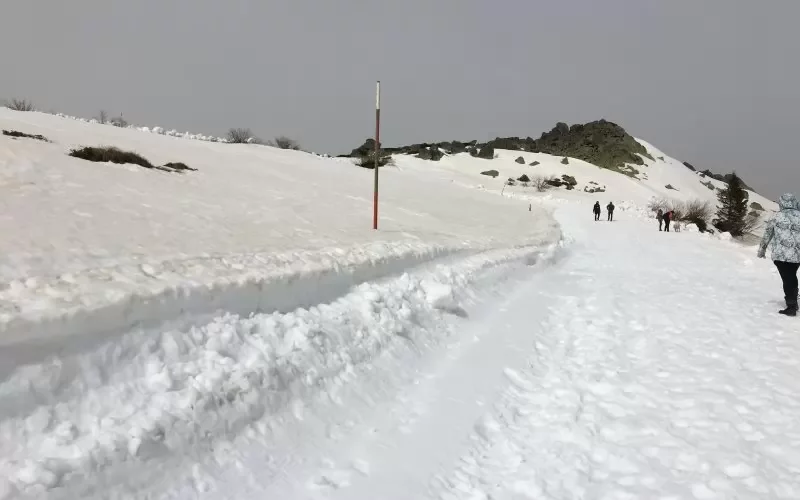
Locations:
373;81;381;230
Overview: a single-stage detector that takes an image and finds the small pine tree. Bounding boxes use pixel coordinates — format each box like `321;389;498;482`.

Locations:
714;172;749;236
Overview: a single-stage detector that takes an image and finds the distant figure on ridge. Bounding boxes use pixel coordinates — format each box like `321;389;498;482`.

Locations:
657;208;664;231
593;201;601;221
757;192;800;316
606;201;615;221
663;209;673;232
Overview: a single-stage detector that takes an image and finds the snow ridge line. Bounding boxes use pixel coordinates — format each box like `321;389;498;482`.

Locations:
0;238;557;362
0;241;471;350
0;240;565;497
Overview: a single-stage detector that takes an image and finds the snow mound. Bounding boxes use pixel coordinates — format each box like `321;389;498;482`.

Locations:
715;231;733;241
0;242;561;496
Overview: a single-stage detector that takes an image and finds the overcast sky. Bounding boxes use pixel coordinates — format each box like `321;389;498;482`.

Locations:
2;0;798;197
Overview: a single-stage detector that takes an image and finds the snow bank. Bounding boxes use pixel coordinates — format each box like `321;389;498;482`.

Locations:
715;231;733;241
0;108;559;353
0;241;475;353
0;242;562;497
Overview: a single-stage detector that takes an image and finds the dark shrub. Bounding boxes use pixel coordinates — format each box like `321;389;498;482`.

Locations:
227;128;254;144
270;136;301;150
561;157;569;165
163;162;197;172
356;151;393;169
678;199;712;232
4;99;35;111
3;129;49;142
69;146;154;169
532;176;555;191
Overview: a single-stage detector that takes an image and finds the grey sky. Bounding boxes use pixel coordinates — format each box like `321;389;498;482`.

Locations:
2;0;798;197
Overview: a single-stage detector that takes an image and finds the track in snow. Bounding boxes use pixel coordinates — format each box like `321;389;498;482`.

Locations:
7;202;800;500
204;202;800;500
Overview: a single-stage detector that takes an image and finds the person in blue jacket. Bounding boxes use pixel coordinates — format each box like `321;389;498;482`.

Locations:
758;193;800;316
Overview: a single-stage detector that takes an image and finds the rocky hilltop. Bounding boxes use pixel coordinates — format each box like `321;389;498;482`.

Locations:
343;119;752;189
345;119;653;175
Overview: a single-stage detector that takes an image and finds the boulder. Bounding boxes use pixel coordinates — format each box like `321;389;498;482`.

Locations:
477;145;495;159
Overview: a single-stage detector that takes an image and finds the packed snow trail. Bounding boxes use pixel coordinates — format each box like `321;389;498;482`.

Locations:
201;203;798;500
6;201;800;499
429;204;800;500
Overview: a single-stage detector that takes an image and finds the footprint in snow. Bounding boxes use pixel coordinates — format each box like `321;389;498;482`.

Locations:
309;460;370;491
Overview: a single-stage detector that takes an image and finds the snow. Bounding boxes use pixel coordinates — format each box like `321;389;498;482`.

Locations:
427;204;800;500
394;139;777;227
0;108;558;347
2;108;799;499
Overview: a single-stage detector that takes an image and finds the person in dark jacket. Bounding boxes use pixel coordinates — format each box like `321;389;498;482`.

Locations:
606;201;615;221
663;210;673;232
657;209;664;231
593;201;601;221
757;193;800;316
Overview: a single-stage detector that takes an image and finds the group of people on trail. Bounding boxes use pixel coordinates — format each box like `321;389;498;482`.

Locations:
758;193;800;317
585;192;800;317
656;208;675;232
593;201;615;222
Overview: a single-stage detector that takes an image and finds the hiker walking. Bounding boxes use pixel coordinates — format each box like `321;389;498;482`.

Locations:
606;201;615;221
757;193;800;316
593;201;601;221
663;209;673;232
657;208;664;231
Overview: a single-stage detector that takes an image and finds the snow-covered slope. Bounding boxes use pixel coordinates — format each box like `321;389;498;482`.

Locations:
391;139;777;221
2;108;797;500
0;108;559;347
0;108;565;496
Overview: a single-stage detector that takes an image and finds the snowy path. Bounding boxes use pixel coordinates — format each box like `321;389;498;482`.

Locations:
237;204;799;500
432;205;800;500
6;203;800;499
